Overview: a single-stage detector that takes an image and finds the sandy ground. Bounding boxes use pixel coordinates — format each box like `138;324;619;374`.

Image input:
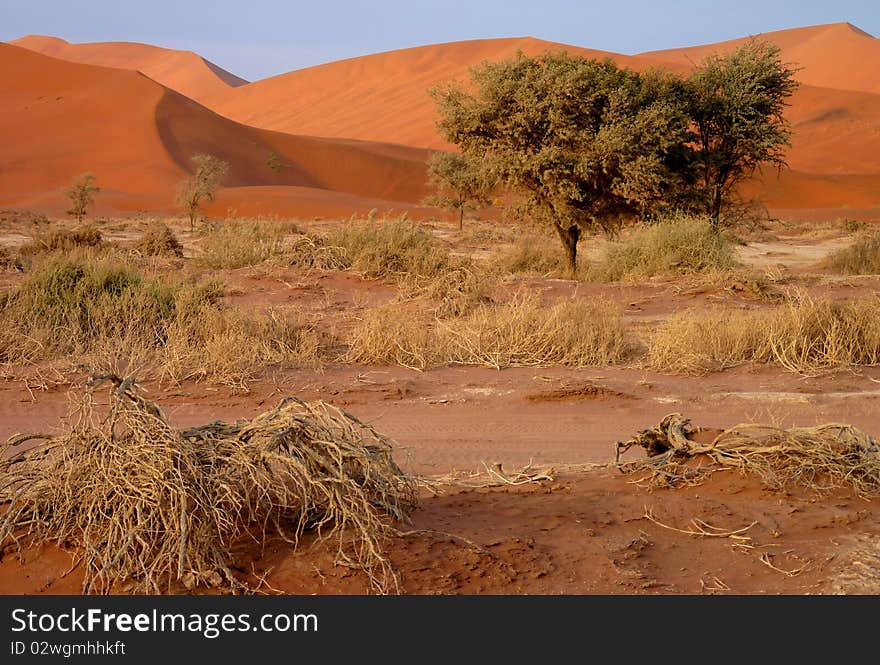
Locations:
1;218;880;595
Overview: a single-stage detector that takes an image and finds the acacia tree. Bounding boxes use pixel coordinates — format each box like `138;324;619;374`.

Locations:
432;53;689;273
65;173;100;223
175;154;230;230
422;152;492;230
686;40;799;228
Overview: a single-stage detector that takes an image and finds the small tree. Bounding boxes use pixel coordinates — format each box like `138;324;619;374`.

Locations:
65;173;100;223
687;40;799;228
422;152;492;230
432;53;689;273
175;154;230;230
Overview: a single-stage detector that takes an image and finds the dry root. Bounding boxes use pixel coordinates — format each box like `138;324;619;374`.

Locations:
617;413;880;496
0;375;418;594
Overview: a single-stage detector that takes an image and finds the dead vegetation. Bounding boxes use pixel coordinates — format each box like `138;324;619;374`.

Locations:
196;219;294;268
647;293;880;374
617;413;880;497
328;217;453;280
490;232;570;278
132;222;184;258
825;232;880;275
19;224;104;256
591;214;736;281
0;254;327;388
345;294;628;370
0;375;418;593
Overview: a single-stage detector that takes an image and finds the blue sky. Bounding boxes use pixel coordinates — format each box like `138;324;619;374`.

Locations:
3;1;878;81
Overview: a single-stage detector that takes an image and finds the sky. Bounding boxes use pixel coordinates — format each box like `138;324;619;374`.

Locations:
3;0;879;81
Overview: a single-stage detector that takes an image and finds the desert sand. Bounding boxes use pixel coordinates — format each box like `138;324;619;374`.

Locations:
0;44;430;218
2;23;880;595
1;217;879;594
7;23;880;218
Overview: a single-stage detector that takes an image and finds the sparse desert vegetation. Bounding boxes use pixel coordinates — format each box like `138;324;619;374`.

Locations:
591;214;737;281
825;232;880;274
3;16;880;601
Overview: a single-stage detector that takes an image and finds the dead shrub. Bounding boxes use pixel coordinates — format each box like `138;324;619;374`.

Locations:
0;375;418;593
132;222;184;258
617;413;880;497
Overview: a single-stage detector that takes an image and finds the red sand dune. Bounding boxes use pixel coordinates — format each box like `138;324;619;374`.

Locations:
5;23;880;216
206;37;688;150
12;34;248;107
0;43;430;216
641;22;880;95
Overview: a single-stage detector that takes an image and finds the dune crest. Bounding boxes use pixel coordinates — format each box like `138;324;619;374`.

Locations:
12;34;248;107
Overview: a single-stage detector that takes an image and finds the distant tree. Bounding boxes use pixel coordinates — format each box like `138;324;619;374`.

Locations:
422;152;492;231
65;173;100;223
267;151;287;173
686;40;799;228
175;154;230;230
431;52;689;273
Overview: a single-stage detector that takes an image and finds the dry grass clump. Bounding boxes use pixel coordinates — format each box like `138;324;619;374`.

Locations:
19;224;104;256
196;219;290;268
617;413;880;497
0;245;22;271
647;308;768;374
592;214;736;281
344;301;436;370
160;306;327;389
282;233;348;270
0;255;326;387
132;222;184;257
0;254;222;364
647;294;880;374
345;295;628;370
442;296;628;368
328;218;452;280
490;232;568;277
329;218;492;316
0;376;418;593
825;233;880;275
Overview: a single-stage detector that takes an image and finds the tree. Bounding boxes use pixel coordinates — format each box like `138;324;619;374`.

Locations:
175;154;230;230
686;40;799;228
432;52;689;273
422;152;492;230
65;173;100;223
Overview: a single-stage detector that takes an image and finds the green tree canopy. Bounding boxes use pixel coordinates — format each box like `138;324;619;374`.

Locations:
431;52;690;272
422;151;493;231
686;40;799;227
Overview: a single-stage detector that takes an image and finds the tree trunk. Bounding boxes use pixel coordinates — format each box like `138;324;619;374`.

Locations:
710;184;723;231
459;206;464;232
554;223;580;275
